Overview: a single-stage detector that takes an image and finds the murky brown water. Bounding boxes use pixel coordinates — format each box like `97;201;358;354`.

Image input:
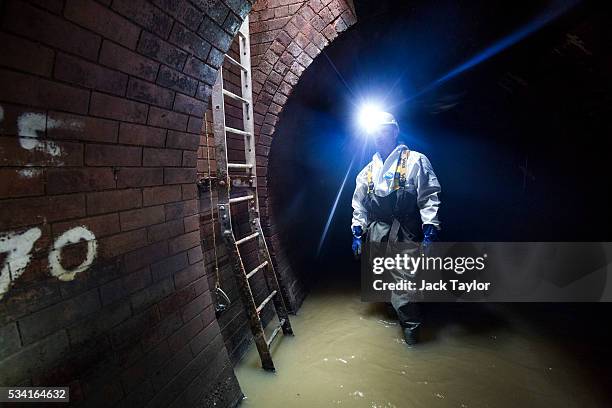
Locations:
235;285;608;407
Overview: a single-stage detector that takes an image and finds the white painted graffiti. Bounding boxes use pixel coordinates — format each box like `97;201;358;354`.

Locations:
17;112;61;156
0;228;42;300
49;226;97;282
0;226;97;300
0;104;86;160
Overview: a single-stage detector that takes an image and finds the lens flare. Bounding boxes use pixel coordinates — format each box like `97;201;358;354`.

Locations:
357;103;385;133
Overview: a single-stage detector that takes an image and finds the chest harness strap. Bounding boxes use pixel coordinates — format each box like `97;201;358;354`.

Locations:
367;148;411;194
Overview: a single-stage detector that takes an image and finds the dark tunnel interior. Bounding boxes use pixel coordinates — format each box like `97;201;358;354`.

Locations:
269;0;612;280
264;1;612;396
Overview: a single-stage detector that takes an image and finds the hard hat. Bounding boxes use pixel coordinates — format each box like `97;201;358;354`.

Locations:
375;111;398;128
358;104;399;134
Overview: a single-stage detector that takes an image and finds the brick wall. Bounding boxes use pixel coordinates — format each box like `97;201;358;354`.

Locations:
0;0;356;405
0;1;253;407
250;0;356;309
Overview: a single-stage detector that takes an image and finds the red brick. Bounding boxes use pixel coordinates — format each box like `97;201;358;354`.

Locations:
164;168;196;184
162;288;199;334
187;246;203;264
143;185;182;206
85;144;142;166
181;184;197;200
195;82;212;102
120;206;166;231
165;199;198;220
182;150;197;167
168;231;201;255
137;31;188;70
127;78;175;108
173;94;205;117
87;189;142;215
157;65;198;95
47;168;116;194
143;148;183;167
0;168;44;198
99;41;160;82
90;92;148;123
166;131;199;150
312;31;329;49
197;16;233;51
123;240;169;273
3;0;101;61
296;50;313;67
118;123;166;147
0;69;90;114
54;53;128;96
113;0;174;38
151;252;188;282
183;214;199;232
322;24;338;41
147;219;184;243
169;23;212;60
152;0;203;30
0;136;83;167
116;168;163;188
148;107;189;132
174;262;206;289
52;213;120;239
186;116;204;135
0;32;54;76
0;194;86;230
183;57;217;85
99;228;148;258
64;0;141;49
47;112;118;143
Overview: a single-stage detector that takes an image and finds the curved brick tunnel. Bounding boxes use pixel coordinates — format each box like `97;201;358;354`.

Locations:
0;0;356;406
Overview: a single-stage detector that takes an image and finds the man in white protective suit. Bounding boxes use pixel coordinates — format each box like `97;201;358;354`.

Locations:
351;111;441;346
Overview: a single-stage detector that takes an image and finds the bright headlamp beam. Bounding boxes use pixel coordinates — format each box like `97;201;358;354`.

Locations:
390;0;579;107
357;103;385;134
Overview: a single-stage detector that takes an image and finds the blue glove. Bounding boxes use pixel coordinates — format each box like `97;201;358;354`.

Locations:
422;224;438;255
352;226;363;258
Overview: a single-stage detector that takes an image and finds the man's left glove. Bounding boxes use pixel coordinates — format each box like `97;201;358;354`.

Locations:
422;224;439;255
352;226;363;258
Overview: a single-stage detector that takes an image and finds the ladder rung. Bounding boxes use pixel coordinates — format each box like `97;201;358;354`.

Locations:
224;55;248;72
229;195;254;204
256;290;277;314
246;261;268;279
235;231;259;245
223;89;249;105
227;162;253;169
266;318;286;348
225;126;252;137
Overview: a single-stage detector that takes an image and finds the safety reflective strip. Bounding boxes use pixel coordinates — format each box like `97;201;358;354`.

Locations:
366;148;410;194
395;148;410;189
367;162;374;194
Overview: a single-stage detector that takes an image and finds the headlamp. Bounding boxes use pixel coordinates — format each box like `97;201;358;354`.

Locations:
357;103;398;134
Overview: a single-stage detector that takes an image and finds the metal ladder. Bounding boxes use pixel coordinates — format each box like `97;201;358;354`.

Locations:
210;16;293;372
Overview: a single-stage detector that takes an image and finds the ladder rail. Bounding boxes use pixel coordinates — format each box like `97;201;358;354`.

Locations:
209;15;293;372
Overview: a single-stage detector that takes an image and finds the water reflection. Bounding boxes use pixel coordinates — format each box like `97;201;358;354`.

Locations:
235;285;608;407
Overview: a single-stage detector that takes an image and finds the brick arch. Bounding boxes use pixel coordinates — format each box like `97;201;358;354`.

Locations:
248;0;357;309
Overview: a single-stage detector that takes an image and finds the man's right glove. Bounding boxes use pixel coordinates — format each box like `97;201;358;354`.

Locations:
422;224;439;256
352;226;363;258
